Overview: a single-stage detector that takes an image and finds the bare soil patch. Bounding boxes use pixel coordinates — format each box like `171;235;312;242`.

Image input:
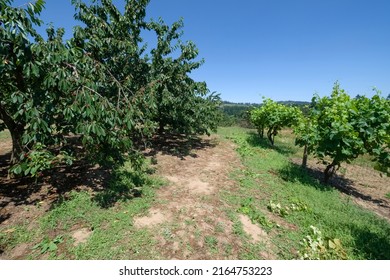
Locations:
72;228;93;246
8;243;31;260
239;214;267;243
134;208;172;228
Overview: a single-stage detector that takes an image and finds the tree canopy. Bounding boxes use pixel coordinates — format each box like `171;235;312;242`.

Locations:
295;83;390;181
0;0;220;177
250;98;302;145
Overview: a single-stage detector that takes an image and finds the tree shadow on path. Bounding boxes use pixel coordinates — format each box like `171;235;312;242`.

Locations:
142;133;217;160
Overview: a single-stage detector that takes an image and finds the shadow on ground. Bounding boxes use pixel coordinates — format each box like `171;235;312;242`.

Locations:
350;224;390;259
278;161;390;209
0;133;216;224
0;155;141;224
245;132;296;156
272;154;390;259
0;155;113;223
142;133;217;160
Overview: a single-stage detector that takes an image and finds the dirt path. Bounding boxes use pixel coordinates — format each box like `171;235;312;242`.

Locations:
134;135;267;259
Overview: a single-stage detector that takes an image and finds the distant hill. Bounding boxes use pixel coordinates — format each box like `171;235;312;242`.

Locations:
222;100;310;107
277;100;311;106
222;101;260;107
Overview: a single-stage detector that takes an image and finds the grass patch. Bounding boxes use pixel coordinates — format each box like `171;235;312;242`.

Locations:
0;223;40;255
215;222;225;233
351;154;377;169
217;126;390;260
204;235;218;253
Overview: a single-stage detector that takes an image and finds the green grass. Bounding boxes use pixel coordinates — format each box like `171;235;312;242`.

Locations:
351;154;377;169
204;236;218;253
217;126;390;260
1;161;164;260
386;193;390;199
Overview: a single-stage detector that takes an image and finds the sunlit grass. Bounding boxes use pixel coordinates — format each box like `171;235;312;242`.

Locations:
217;126;390;260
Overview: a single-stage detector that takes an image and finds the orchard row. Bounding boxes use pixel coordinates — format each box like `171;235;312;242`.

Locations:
1;0;221;177
250;83;390;181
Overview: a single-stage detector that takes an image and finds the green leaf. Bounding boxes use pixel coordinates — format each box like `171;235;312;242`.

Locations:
48;242;57;252
30;166;39;176
24;167;31;176
13;165;22;175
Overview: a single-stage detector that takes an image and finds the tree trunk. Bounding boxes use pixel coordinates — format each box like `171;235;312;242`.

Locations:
258;125;264;138
1;43;27;164
158;120;165;135
324;162;336;183
267;128;274;146
10;128;24;164
302;144;308;168
0;104;25;164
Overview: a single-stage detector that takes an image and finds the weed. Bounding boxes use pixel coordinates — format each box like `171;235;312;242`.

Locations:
238;197;274;229
161;228;174;241
184;219;196;226
385;193;390;199
339;167;347;175
224;243;233;256
232;220;244;236
267;200;308;217
185;242;193;255
240;242;268;260
298;226;347;260
0;129;11;139
204;236;218;253
194;229;202;240
93;162;149;208
33;235;64;255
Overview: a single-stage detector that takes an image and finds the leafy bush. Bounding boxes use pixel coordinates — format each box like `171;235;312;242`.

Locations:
1;0;221;179
250;98;302;145
298;226;347;260
295;83;390;181
10;143;73;178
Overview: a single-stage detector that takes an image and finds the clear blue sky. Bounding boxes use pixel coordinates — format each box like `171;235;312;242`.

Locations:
12;0;390;102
